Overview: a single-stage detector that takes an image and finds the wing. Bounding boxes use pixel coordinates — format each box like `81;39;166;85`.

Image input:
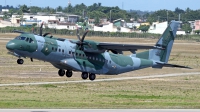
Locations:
97;42;163;54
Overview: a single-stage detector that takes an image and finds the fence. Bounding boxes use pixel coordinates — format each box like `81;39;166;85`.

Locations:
0;27;200;41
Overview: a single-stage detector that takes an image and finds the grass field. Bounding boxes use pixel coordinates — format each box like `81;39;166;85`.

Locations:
0;33;200;108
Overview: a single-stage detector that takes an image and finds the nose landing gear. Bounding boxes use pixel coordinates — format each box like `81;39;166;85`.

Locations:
17;59;24;64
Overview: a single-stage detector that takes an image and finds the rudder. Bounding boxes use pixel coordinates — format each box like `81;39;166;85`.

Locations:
136;21;180;64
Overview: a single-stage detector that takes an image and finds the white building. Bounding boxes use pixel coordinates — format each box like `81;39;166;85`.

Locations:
149;21;168;34
2;9;9;12
149;21;185;35
48;20;77;30
94;23;131;32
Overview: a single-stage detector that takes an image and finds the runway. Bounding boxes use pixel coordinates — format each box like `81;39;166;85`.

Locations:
0;72;199;87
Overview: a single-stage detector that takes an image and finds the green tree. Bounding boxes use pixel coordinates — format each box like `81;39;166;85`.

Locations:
195;30;200;35
182;23;192;34
94;16;100;25
56;6;63;12
139;25;150;33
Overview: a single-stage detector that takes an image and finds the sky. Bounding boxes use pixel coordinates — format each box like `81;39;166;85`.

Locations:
1;0;200;11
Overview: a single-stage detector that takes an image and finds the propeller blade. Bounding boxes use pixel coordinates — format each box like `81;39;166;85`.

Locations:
43;33;51;37
81;30;89;42
39;22;44;36
76;28;81;42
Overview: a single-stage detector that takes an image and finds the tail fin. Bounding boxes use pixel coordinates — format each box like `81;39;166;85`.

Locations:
136;21;180;63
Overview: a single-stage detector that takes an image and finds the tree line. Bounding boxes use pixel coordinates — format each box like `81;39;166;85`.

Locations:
0;26;199;41
1;3;200;34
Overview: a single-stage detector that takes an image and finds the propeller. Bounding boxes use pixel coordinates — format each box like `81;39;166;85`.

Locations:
75;29;90;50
39;22;52;38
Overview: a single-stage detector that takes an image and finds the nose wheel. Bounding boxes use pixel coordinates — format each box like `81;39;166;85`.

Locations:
17;59;24;64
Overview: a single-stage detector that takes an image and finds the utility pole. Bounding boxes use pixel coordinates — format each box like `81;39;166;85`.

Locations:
158;16;160;22
110;10;112;22
122;2;124;10
167;11;168;22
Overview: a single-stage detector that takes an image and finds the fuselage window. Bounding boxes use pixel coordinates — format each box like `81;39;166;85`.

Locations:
52;47;54;51
55;48;57;51
25;37;29;42
93;57;95;60
59;49;61;52
69;51;71;54
62;49;64;53
79;53;81;57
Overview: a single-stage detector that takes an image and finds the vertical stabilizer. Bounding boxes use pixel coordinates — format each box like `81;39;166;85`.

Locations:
136;21;180;64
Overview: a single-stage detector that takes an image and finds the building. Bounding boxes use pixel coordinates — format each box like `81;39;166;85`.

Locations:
126;22;140;29
113;19;127;28
48;20;77;30
188;21;195;29
1;9;9;12
194;20;200;31
149;21;168;34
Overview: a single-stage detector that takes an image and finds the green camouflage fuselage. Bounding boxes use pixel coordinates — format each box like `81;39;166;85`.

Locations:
6;33;155;75
6;21;180;75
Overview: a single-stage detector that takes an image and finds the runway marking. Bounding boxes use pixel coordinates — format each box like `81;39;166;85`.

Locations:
0;72;199;87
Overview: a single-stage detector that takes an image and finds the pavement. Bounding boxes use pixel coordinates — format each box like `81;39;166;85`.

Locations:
0;72;199;87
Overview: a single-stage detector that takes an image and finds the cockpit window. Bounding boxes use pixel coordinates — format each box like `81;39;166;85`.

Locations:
15;36;26;40
29;38;34;43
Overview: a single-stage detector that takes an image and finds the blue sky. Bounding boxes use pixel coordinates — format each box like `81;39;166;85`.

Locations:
2;0;200;11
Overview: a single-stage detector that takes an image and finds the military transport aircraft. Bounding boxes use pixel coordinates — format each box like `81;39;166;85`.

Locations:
6;21;190;81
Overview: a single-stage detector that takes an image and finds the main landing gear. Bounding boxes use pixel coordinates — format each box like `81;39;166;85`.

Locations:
17;59;24;64
58;69;96;81
81;72;96;81
58;69;73;78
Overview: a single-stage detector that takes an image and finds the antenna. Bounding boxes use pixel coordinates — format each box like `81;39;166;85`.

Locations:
122;2;124;10
68;0;71;6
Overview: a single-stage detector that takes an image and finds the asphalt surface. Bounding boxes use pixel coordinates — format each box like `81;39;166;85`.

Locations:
0;72;199;87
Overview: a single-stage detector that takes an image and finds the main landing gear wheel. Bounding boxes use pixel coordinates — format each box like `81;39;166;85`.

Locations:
58;69;65;77
66;70;73;78
81;72;88;80
89;73;96;81
17;59;24;64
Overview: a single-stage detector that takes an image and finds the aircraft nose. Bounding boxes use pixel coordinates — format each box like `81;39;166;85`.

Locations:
6;41;16;50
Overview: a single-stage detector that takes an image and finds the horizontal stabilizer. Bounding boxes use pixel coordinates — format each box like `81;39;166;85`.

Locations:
156;62;192;69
